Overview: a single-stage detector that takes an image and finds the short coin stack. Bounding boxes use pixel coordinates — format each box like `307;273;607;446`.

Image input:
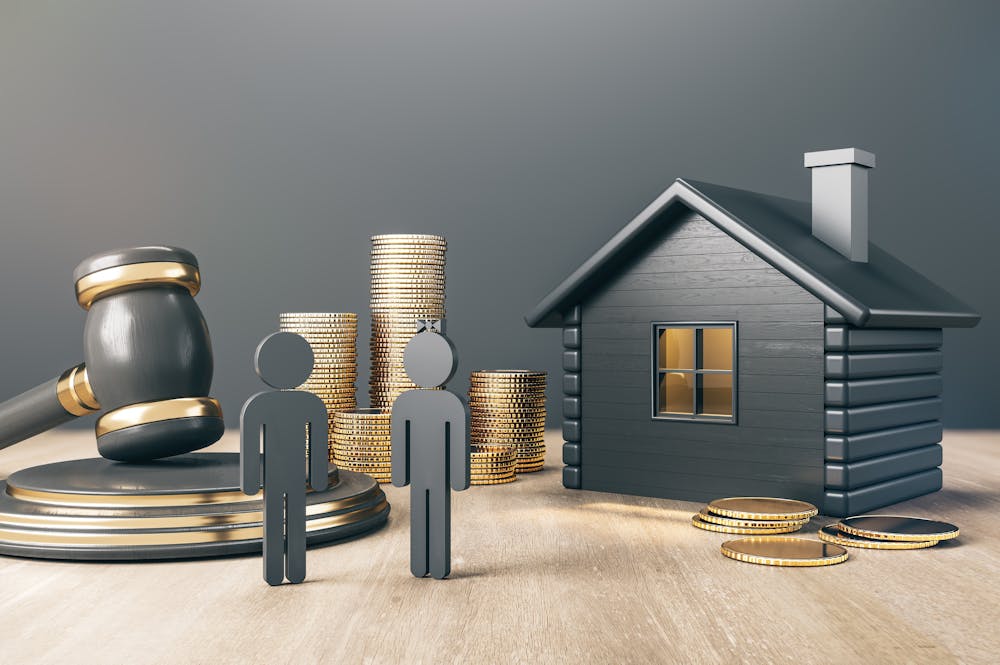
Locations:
279;312;358;462
369;234;447;410
469;370;547;474
469;444;517;486
331;409;392;483
817;515;959;550
691;497;818;535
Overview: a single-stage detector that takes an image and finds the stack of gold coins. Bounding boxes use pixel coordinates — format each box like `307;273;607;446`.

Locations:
279;312;358;462
470;444;517;485
331;409;392;482
690;497;817;535
469;370;547;473
369;234;447;410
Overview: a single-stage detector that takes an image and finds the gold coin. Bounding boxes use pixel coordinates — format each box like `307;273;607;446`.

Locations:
837;515;959;542
471;443;517;452
371;233;446;241
335;410;390;418
817;524;938;549
471;431;546;438
335;453;393;463
707;497;819;521
720;537;848;567
279;313;358;320
692;515;802;535
470;450;517;459
697;508;809;529
471;369;546;377
332;436;392;444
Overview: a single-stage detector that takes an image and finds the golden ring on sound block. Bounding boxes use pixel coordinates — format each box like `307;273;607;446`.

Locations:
0;490;381;529
96;396;222;437
0;499;388;547
5;470;363;509
56;364;101;416
75;261;201;309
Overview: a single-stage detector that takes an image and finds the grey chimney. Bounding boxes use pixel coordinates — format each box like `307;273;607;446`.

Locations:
804;147;875;262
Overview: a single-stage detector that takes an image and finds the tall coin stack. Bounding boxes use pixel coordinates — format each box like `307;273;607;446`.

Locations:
331;409;392;483
369;234;447;410
469;370;547;474
279;312;358;462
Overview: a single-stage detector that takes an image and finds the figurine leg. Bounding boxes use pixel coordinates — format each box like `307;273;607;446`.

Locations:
285;487;307;584
410;487;429;578
263;490;285;585
428;488;451;580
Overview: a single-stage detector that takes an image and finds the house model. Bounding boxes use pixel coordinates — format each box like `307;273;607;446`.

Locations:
525;149;979;517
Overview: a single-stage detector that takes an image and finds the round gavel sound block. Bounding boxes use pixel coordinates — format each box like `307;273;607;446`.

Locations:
74;247;225;461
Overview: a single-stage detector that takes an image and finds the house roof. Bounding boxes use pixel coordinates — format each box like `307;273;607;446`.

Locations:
525;178;980;329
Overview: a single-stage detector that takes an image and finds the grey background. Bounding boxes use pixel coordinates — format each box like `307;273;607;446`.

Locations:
0;1;996;430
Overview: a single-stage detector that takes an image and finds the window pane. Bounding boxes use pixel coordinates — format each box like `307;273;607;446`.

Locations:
698;373;733;417
659;328;694;370
701;327;733;370
659;372;694;415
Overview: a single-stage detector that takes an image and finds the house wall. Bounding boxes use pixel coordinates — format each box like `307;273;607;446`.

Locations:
577;209;827;506
823;307;944;516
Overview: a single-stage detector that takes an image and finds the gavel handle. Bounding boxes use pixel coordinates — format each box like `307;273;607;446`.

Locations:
0;364;101;451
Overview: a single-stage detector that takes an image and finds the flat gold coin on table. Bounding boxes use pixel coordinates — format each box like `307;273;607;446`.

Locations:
691;515;802;535
837;515;960;542
707;497;818;521
817;524;939;550
698;508;809;529
721;537;848;567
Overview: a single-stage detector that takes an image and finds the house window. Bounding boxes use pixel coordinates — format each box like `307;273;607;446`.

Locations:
652;323;736;423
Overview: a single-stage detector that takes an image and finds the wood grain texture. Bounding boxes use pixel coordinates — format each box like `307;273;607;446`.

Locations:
581;212;826;504
1;429;998;665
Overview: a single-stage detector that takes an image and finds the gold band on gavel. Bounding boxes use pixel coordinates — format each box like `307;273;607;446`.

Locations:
56;364;101;417
74;261;201;310
96;397;223;437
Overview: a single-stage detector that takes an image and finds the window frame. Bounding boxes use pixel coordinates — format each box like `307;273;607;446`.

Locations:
650;322;738;424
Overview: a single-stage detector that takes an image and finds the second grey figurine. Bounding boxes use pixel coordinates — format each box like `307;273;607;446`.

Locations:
392;324;470;579
240;332;329;586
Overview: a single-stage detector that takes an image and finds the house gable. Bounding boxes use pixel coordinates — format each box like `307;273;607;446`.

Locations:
526;179;979;330
576;206;826;505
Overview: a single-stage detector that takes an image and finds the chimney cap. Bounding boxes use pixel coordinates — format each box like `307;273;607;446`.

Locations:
804;148;876;169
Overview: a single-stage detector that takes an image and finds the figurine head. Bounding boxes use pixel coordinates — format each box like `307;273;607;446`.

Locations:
254;332;314;389
404;331;457;389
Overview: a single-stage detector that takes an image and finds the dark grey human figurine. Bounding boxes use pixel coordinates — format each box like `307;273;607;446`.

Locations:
391;321;470;580
0;246;225;462
240;331;329;586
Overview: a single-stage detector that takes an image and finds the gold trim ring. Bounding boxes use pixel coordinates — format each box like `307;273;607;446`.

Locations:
74;261;201;309
96;397;223;437
56;364;101;417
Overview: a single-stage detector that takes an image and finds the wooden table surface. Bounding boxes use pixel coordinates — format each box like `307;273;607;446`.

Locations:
1;429;998;664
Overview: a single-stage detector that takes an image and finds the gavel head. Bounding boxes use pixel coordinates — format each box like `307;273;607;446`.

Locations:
73;246;224;462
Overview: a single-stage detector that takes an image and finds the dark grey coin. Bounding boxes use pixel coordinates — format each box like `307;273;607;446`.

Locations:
839;515;959;542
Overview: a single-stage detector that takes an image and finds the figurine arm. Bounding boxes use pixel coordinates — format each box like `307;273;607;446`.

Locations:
449;397;470;492
239;396;263;495
391;397;410;487
307;397;329;492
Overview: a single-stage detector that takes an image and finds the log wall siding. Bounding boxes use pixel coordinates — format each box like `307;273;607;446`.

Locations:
823;309;945;516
